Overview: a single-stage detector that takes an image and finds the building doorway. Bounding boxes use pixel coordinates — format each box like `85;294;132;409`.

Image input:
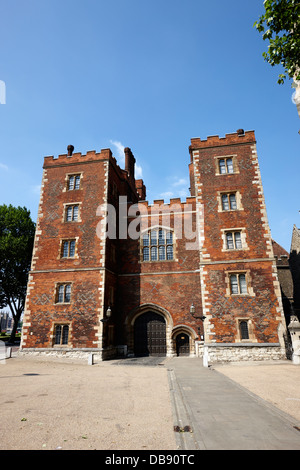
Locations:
176;333;190;356
134;311;166;356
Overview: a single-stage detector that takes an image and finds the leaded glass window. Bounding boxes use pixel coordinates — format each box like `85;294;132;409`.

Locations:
68;174;81;191
142;228;174;261
222;192;237;211
229;193;237;209
56;284;72;303
66;205;79;222
240;321;249;340
230;273;247;295
225;231;242;250
219;157;234;174
62;240;76;258
54;324;69;345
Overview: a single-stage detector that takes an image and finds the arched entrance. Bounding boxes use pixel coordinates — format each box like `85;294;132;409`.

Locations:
171;325;198;357
176;333;190;356
134;311;166;356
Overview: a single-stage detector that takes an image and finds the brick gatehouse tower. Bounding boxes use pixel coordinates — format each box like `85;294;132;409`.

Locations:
20;130;287;363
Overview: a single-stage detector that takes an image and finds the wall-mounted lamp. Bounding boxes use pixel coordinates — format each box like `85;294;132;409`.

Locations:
106;306;112;318
190;303;206;322
190;303;206;341
190;303;196;315
101;306;112;323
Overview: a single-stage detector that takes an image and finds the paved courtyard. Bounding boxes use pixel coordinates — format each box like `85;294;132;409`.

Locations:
0;355;176;451
1;353;300;450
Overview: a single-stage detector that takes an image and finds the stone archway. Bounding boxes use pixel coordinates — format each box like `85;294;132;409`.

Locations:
172;325;198;357
125;304;173;357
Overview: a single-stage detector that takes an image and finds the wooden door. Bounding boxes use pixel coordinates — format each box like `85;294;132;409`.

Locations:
134;312;166;356
176;333;190;356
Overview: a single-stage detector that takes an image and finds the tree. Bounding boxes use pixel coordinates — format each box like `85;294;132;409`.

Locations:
0;205;35;344
254;0;300;84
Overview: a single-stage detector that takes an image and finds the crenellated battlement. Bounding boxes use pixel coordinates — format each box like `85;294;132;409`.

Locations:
43;147;113;167
138;196;196;212
190;129;256;150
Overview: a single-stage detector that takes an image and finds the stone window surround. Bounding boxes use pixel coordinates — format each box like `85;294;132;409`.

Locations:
214;154;239;176
217;190;244;212
51;322;72;347
58;237;80;260
63;172;83;192
62;202;82;223
221;227;249;252
235;318;257;343
225;269;255;297
54;282;73;304
140;226;176;263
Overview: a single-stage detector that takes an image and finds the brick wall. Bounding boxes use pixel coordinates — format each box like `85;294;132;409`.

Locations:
189;130;285;348
21;130;287;362
22;149;111;351
111;197;203;355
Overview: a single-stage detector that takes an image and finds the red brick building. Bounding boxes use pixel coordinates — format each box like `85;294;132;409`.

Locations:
20;130;287;363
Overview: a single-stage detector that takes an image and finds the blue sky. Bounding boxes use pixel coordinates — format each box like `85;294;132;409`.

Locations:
0;0;298;251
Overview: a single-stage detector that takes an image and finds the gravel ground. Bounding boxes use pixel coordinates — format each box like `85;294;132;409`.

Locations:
213;361;300;423
1;354;300;451
0;356;176;451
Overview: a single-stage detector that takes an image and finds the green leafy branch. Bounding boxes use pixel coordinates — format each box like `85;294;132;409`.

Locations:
254;0;300;84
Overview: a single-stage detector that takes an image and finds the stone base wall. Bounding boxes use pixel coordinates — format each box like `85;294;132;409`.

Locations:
18;342;287;364
18;346;118;363
200;343;286;364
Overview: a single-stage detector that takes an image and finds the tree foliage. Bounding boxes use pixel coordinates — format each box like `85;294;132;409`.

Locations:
0;205;35;343
254;0;300;84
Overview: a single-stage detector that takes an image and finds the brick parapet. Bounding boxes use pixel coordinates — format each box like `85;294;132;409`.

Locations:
190;130;256;150
43;148;113;168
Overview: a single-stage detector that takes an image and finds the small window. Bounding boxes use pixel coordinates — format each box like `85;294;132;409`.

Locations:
230;273;247;295
159;229;165;244
54;324;69;345
56;283;72;303
143;245;149;261
225;231;242;250
166;231;173;245
143;233;149;246
218;157;234;174
221;193;237;211
142;228;174;262
112;182;118;199
66;204;79;222
159;245;165;260
240;321;249;340
61;240;76;258
219;159;226;174
151;246;157;261
150;229;157;246
68;174;81;191
108;286;115;307
110;245;116;263
166;245;173;260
